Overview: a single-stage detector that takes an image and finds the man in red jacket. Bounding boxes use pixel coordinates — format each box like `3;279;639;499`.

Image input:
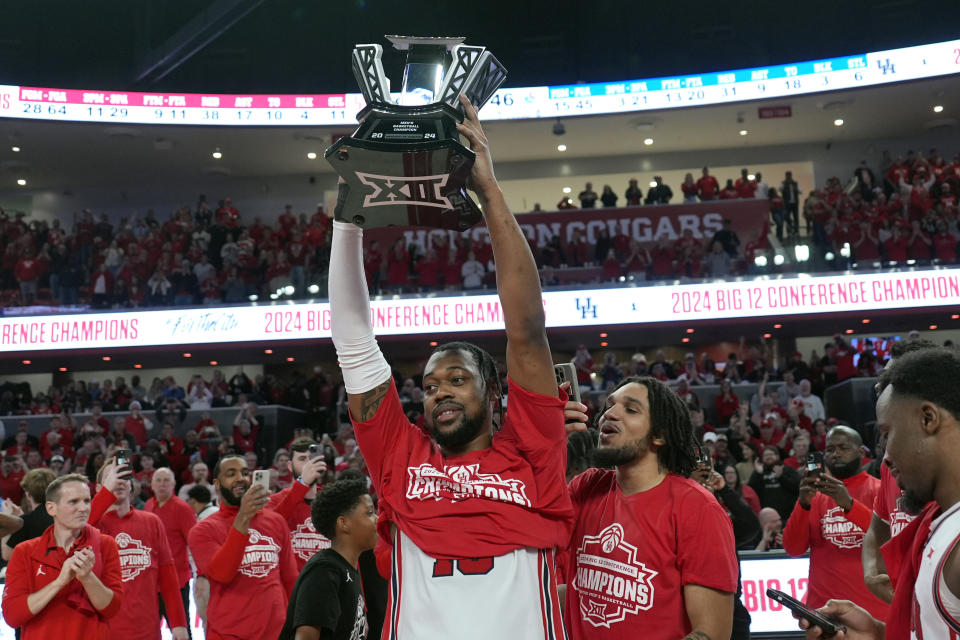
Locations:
145;467;197;634
93;463;189;640
2;473;123;639
782;426;887;621
267;437;330;571
188;454;297;640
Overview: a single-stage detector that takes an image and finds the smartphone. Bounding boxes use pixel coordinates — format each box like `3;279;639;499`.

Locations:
695;451;713;469
252;469;271;493
555;363;581;403
806;452;823;478
308;443;323;460
115;449;133;479
766;588;844;638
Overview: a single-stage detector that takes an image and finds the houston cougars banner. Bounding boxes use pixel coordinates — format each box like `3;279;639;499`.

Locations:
363;199;770;251
1;268;958;354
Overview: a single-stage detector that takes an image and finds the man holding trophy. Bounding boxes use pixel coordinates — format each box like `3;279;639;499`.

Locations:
328;37;574;639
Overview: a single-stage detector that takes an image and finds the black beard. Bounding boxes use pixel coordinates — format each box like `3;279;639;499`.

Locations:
899;488;930;515
593;434;652;468
219;483;246;507
428;404;490;450
826;456;862;479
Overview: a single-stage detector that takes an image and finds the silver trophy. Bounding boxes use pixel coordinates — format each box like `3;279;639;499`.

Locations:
326;36;507;230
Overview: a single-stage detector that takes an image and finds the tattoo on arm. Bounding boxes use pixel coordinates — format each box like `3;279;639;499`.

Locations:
682;633;712;640
356;380;391;421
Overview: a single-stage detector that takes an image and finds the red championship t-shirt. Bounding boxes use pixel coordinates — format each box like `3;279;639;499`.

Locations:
144;496;197;586
96;509;180;640
352;377;573;559
188;504;297;640
782;472;889;621
561;470;739;639
267;481;331;572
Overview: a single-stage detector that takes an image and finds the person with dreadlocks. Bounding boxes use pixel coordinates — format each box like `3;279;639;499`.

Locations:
328;95;574;640
561;376;739;640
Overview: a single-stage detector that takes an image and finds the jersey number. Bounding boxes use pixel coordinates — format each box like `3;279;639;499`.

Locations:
432;557;495;577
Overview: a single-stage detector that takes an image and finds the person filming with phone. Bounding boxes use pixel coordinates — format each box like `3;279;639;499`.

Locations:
782;425;888;622
187;453;297;640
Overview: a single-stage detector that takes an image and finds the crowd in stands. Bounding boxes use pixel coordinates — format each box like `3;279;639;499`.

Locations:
0;198;333;308
2;148;959;309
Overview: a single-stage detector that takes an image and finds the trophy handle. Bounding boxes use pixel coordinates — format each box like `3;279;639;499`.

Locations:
436;45;507;113
352;44;392;105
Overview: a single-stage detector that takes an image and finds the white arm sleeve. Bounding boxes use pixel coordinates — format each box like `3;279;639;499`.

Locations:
329;221;392;394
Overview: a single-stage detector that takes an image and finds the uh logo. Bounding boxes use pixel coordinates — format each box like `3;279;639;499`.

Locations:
576;297;598;320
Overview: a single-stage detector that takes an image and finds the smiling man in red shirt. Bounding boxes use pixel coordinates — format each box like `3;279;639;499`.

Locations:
2;473;122;640
188;454;297;640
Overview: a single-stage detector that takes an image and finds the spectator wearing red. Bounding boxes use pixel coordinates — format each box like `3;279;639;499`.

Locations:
277;204;297;232
565;230;588;267
0;455;26;503
833;335;858;382
572;345;595;390
385;239;410;292
722;464;761;514
2;473;123;639
233;404;260;453
783;432;813;471
145;468;197;630
267;439;331;571
782;426;888;621
134;454;157;499
681;173;699;203
415;248;441;289
735;168;757;198
14;252;41;305
933;222;958;263
611;228;631;260
696;167;720;200
123;400;151;446
906;219;933;261
714;378;740;425
188;455;297;640
216;197;240;227
852;221;881;264
93;464;189;640
883;225;908;263
601;248;621;280
649;236;675;278
441;247;462;289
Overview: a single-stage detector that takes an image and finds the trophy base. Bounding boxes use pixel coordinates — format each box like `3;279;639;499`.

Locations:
327;137;483;231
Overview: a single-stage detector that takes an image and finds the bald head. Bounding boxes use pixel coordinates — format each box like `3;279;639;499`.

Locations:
758;507;782;530
827;425;863;448
151;467;176;503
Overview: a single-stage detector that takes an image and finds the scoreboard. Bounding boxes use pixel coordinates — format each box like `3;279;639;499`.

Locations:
0;38;957;126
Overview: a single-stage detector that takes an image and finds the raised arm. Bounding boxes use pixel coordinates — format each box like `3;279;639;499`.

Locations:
456;95;555;397
329;217;393;422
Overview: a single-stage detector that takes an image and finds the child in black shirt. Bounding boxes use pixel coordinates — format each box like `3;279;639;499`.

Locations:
278;479;378;640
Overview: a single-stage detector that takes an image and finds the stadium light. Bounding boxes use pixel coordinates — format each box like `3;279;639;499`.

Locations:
840;243;851;258
773;253;785;266
643;138;654;145
307;284;320;294
825;251;835;261
747;174;756;181
307;152;318;159
283;285;295;295
556;144;567;152
794;245;810;262
562;186;572;194
248;294;258;301
754;255;768;267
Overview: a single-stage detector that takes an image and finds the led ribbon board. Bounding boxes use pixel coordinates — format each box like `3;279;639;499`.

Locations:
0;39;957;125
1;268;958;353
